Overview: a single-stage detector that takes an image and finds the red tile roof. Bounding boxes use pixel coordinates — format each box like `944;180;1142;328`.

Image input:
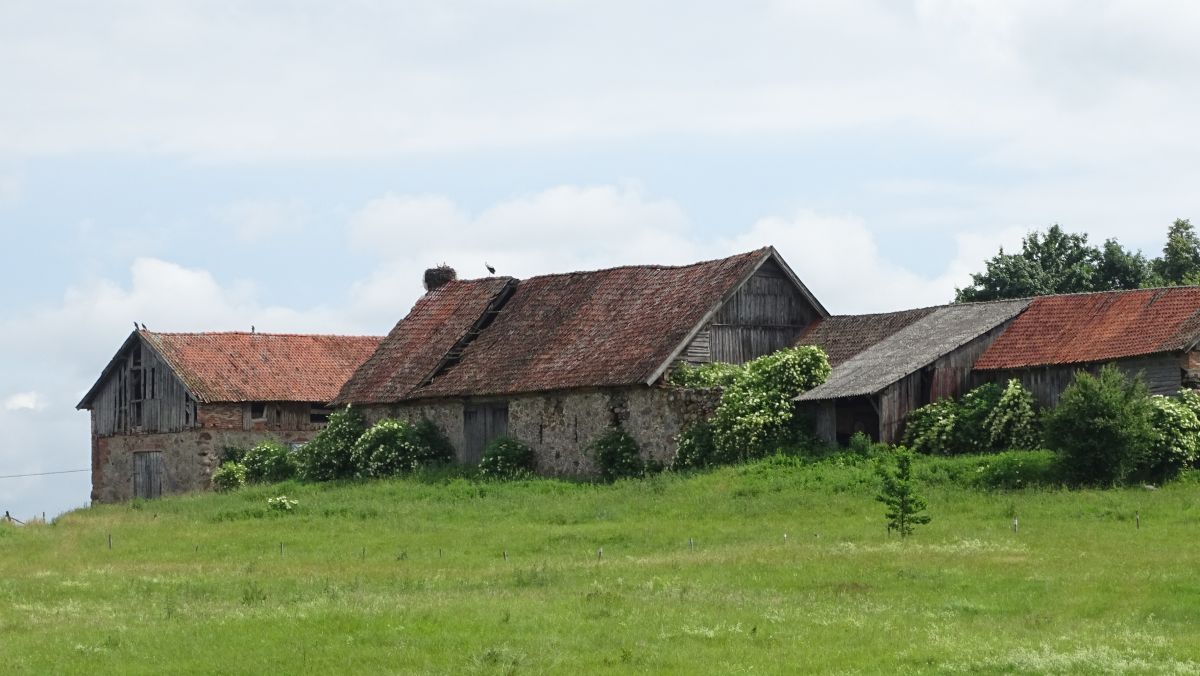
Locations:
140;331;382;403
974;287;1200;371
335;277;516;404
339;249;778;402
794;307;938;367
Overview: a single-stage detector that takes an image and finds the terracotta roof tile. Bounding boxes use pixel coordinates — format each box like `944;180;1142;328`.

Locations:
340;249;775;401
141;331;381;403
975;287;1200;371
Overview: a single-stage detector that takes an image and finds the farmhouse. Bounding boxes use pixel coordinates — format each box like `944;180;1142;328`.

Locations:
973;287;1200;405
78;330;380;502
795;300;1030;444
337;247;827;474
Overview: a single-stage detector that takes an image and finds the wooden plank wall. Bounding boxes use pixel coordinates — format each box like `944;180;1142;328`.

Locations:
877;320;1016;445
980;354;1184;408
91;340;197;437
684;258;820;365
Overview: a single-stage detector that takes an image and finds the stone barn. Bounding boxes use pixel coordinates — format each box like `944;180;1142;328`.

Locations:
973;287;1200;405
337;247;828;474
795;300;1030;444
78;330;380;502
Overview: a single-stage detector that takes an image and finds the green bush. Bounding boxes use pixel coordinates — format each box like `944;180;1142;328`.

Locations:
212;461;247;492
971;450;1063;489
479;437;536;480
242;441;297;484
351;418;450;477
672;421;729;470
902;399;959;455
668;361;744;388
1144;395;1200;482
295;405;368;482
711;346;831;461
413;419;456;464
219;446;248;465
1044;365;1157;486
590;429;645;481
984;379;1040;451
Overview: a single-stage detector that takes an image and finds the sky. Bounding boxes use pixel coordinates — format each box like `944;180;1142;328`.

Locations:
2;0;1200;519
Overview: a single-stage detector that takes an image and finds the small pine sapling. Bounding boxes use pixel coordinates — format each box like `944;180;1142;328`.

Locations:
876;448;931;538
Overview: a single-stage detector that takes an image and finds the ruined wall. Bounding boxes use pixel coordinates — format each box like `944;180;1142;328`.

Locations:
374;387;720;477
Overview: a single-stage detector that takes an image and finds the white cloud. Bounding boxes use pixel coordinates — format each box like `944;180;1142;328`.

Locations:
3;392;44;412
0;172;21;205
219;199;309;242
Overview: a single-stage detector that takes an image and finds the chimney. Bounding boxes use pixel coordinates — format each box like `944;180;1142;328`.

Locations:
423;265;457;292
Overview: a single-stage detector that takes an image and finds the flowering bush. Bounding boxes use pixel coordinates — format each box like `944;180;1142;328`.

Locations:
295;405;368;481
589;429;645;481
984;379;1040;451
212;461;247;492
266;495;298;512
1144;395;1200;482
668;361;744;388
242;441;297;484
478;437;536;480
350;419;451;477
902;399;959;455
711;346;830;461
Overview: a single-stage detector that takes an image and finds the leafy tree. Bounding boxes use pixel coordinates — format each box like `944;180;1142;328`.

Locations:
1095;239;1154;290
876;448;931;538
956;225;1100;302
1154;218;1200;286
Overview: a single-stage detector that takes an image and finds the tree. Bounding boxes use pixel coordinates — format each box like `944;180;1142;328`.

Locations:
876;448;931;538
1095;239;1154;291
1153;218;1200;286
956;225;1100;302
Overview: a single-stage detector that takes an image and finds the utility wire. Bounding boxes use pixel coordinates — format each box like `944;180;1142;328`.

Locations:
0;469;89;480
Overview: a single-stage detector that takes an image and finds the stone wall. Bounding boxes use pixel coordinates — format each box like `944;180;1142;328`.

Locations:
372;386;720;477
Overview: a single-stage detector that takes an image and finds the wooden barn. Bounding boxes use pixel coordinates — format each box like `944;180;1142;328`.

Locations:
795;300;1030;444
973;287;1200;405
78;330;380;502
337;247;827;474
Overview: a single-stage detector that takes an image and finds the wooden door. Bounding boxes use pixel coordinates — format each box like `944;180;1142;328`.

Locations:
133;451;164;499
463;403;509;465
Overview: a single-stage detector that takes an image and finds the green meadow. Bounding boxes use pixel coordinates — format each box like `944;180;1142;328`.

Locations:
3;454;1199;674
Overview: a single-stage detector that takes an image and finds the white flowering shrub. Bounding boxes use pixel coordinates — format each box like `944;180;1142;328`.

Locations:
668;361;745;388
1145;395;1200;481
902;399;959;455
983;379;1040;451
479;437;536;480
350;419;450;477
212;461;247;492
266;495;298;512
295;405;368;481
710;346;831;461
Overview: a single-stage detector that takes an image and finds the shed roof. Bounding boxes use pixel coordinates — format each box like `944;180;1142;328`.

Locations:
78;331;382;408
797;299;1030;402
974;287;1200;371
794;307;938;367
339;248;814;402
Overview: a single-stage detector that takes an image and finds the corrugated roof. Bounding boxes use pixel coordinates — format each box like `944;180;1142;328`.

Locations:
975;287;1200;371
340;249;787;402
335;277;516;404
797;299;1030;401
79;331;381;408
794;307;938;367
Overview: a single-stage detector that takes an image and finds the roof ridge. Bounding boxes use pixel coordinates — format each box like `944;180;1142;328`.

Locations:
450;248;769;284
142;330;382;339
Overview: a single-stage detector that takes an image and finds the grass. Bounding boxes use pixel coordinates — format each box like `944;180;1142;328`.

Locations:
3;453;1200;674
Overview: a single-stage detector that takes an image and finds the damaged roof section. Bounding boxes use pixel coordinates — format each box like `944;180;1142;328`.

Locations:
798;299;1031;402
975;287;1200;371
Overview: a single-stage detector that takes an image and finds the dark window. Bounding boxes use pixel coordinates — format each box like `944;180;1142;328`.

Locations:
309;406;332;424
250;403;267;420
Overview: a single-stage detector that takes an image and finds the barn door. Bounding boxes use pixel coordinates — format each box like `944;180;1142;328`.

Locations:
463;403;509;465
133;451;164;499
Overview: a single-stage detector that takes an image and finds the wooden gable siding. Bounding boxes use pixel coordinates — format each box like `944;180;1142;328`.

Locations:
979;353;1185;408
90;340;197;437
682;258;819;365
876;319;1016;444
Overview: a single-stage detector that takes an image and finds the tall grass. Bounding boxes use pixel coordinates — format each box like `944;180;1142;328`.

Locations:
2;453;1198;674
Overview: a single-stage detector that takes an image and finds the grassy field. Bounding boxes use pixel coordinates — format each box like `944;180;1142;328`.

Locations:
3;453;1200;674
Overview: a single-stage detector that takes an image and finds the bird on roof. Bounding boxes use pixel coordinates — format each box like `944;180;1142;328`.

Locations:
251;325;256;334
485;262;496;275
133;321;139;330
140;323;147;331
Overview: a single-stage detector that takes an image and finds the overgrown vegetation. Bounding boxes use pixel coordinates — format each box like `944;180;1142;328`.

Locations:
903;380;1039;455
211;461;247;492
478;436;536;480
241;441;297;484
350;418;452;478
589;429;646;481
295;405;368;482
666;361;744;388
